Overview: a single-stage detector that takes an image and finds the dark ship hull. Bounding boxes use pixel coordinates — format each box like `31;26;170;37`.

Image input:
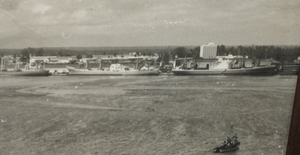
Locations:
0;70;50;76
66;66;160;76
213;146;239;153
172;66;278;76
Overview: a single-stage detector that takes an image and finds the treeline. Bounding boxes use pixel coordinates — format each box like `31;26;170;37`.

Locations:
216;45;300;63
15;47;180;63
1;45;299;63
157;45;300;63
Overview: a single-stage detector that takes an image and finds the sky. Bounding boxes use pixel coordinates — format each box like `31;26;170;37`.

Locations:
0;0;299;48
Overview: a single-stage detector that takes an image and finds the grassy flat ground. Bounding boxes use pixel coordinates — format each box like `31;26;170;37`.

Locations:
0;75;297;155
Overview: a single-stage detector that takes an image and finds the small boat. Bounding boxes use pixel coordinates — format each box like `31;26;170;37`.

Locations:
213;145;239;153
213;134;240;153
172;54;278;76
66;64;160;76
0;57;49;76
49;69;69;76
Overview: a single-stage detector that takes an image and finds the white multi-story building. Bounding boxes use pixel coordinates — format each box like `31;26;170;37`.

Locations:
200;43;217;59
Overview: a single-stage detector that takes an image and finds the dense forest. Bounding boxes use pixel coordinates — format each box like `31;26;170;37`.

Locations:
0;45;300;63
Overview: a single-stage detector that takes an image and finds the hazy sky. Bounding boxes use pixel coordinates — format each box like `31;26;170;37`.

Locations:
0;0;299;48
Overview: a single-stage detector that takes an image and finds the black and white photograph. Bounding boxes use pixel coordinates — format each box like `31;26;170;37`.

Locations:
0;0;299;154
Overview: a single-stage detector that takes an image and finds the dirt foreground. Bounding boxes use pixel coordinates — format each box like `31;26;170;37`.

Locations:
0;75;297;155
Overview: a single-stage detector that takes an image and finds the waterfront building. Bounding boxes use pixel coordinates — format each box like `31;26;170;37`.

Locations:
92;54;159;61
31;56;73;64
200;43;217;59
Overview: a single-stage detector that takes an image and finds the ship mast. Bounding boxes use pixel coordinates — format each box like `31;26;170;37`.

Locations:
168;46;172;62
160;52;164;67
15;57;20;70
0;57;5;70
98;59;102;70
0;57;2;70
135;59;139;70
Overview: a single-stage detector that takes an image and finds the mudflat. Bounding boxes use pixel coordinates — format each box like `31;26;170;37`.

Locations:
0;75;297;155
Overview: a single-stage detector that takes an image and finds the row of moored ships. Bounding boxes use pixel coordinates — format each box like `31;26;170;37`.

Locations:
0;54;281;76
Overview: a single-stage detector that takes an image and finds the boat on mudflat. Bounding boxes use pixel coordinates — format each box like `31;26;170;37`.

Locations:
213;134;240;153
172;54;278;76
66;64;160;76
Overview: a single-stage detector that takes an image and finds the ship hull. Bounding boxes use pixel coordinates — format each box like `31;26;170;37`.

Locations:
172;66;278;76
213;146;239;153
66;66;159;76
0;70;50;76
68;71;160;76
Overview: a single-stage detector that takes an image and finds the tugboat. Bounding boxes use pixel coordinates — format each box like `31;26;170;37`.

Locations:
213;134;240;153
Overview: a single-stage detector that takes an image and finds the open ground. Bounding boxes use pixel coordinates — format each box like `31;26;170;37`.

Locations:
0;75;297;155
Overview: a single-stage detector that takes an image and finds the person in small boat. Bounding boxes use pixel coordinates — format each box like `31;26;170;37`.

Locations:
226;137;232;146
221;136;234;147
231;134;239;145
232;134;238;140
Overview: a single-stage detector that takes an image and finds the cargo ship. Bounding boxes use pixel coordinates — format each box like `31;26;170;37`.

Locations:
66;57;159;76
172;54;278;76
0;57;49;76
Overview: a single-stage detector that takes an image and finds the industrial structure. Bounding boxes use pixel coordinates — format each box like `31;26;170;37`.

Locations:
200;43;217;59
